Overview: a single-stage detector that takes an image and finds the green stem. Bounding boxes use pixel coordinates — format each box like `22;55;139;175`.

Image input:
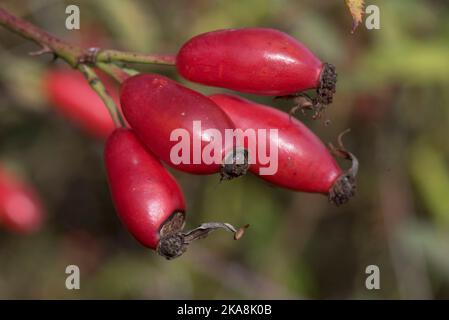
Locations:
0;7;176;67
96;49;176;65
121;66;141;77
78;64;125;127
0;6;171;127
96;62;134;83
0;7;82;66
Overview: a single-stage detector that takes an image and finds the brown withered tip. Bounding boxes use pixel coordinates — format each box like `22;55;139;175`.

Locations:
317;63;337;107
234;224;250;240
328;129;358;206
276;62;337;121
157;212;249;260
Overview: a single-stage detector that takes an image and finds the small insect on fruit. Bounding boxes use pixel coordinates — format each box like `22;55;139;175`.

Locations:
104;128;247;259
210;94;357;206
120;73;249;180
176;28;337;118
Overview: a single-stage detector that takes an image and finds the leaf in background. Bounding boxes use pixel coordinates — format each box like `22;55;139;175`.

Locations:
291;9;344;64
400;222;449;280
345;0;365;33
351;42;449;90
410;141;449;226
190;0;276;37
92;0;159;52
0;53;45;111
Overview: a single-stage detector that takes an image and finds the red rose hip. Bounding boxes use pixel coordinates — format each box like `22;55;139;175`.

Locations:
44;68;121;138
209;94;357;205
0;166;44;233
104;128;245;259
120;73;248;180
177;28;337;117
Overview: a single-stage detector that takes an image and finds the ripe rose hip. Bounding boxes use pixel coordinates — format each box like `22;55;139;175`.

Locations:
104;128;245;259
0;166;44;233
209;94;357;205
177;28;337;117
120;73;248;180
44;68;121;138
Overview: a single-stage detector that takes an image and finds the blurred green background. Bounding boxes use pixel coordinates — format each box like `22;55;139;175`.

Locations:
1;0;449;299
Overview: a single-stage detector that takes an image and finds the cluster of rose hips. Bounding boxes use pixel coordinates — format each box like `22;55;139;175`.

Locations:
44;28;358;259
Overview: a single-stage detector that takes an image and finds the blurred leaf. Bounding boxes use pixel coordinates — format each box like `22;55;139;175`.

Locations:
191;0;278;35
291;9;344;63
400;222;449;280
92;0;159;52
0;53;45;110
410;141;449;226
345;0;365;33
352;41;449;90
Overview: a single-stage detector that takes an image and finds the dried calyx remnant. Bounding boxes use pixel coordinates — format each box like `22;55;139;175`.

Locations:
220;148;250;181
279;63;337;120
157;211;249;259
328;129;358;206
316;63;337;108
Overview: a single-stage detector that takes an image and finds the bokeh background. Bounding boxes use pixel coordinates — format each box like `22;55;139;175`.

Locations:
1;0;449;299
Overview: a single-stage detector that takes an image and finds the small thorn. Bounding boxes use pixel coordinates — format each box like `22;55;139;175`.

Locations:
29;45;52;56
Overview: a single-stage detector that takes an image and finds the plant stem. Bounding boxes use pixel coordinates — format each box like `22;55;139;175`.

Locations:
0;6;174;127
78;64;125;127
0;7;177;68
96;62;134;83
0;7;82;66
121;66;141;77
96;49;176;65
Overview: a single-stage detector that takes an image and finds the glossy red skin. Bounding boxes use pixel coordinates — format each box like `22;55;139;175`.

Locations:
209;94;341;193
177;28;323;96
104;128;185;249
44;68;121;138
0;167;43;234
120;73;236;174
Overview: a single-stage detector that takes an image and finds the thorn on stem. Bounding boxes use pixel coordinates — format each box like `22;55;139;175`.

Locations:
29;45;52;56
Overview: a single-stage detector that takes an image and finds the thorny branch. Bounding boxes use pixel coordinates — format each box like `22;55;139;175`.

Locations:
0;7;175;126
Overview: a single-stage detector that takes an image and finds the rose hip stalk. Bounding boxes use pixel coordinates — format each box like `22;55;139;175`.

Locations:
0;166;44;233
177;28;337;118
104;128;246;259
120;73;248;180
210;94;357;205
44;68;121;138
